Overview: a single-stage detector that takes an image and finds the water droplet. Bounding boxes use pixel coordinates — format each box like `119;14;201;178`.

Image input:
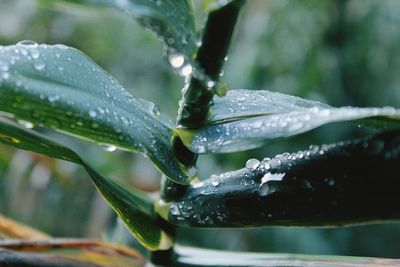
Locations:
211;175;220;187
0;60;9;71
246;158;260;170
264;163;271;170
2;72;10;80
89;110;97;118
48;95;59;102
34;61;45;71
179;64;192;77
170;205;181;216
17;40;38;47
325;178;335;187
101;144;117;152
169;53;185;68
31;49;40;59
17;120;34;129
167;37;175;45
152;105;160;116
206;80;215;89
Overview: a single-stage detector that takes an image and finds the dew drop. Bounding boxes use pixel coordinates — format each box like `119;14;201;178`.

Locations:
264;163;271;170
17;120;34;129
48;95;59;102
31;49;40;59
17;40;38;47
89;110;97;118
211;175;220;187
34;61;45;71
101;144;117;152
246;158;260;170
170;205;181;216
2;72;10;80
169;53;185;69
0;60;9;71
179;64;192;77
206;80;215;89
152;105;160;116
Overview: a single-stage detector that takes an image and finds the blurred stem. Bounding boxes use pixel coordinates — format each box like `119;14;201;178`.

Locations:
165;0;246;199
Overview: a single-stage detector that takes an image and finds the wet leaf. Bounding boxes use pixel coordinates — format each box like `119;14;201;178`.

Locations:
177;89;400;153
0;239;145;267
174;246;400;267
0;118;170;250
162;130;400;227
65;0;197;60
0;43;189;184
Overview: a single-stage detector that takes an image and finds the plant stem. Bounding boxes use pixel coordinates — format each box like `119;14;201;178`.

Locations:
156;3;246;260
177;0;246;128
166;0;246;198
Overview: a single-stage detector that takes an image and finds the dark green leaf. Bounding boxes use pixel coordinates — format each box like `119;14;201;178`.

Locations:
177;89;400;153
0;117;170;250
161;129;400;227
0;43;189;184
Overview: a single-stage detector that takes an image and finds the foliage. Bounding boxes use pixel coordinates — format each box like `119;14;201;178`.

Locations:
0;0;400;266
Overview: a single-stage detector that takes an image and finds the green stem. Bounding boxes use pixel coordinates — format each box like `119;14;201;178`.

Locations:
164;0;245;201
177;0;246;128
153;1;245;263
167;0;246;194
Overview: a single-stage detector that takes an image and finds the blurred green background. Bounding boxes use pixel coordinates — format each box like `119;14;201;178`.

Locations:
1;0;400;259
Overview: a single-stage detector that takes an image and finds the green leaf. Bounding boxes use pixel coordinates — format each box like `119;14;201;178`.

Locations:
0;117;171;251
0;43;189;184
177;89;400;153
174;246;400;267
64;0;197;59
161;129;400;228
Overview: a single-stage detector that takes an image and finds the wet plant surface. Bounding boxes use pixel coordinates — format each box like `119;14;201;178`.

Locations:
0;0;400;266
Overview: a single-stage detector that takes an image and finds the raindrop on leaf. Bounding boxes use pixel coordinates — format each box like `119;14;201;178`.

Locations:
246;158;260;170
